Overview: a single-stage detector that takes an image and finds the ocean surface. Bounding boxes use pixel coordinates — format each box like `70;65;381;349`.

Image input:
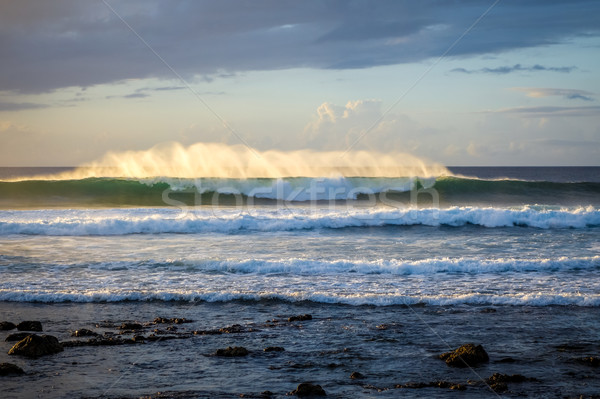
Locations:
0;166;599;398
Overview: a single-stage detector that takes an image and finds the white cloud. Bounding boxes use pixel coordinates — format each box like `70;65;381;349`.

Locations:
511;87;594;101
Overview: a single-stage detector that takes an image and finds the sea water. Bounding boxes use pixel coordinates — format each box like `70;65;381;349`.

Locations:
0;167;599;398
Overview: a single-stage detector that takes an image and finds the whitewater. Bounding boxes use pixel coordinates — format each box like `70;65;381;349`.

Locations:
2;160;600;398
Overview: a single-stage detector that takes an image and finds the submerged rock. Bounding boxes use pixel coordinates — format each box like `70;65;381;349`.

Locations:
439;343;489;367
16;321;42;332
350;371;365;379
486;373;532;384
577;356;600;367
263;346;285;352
215;346;249;357
119;322;143;331
0;321;17;331
290;383;326;397
8;334;63;358
71;329;99;337
153;317;193;324
5;333;32;342
288;314;313;322
0;363;24;376
395;381;466;390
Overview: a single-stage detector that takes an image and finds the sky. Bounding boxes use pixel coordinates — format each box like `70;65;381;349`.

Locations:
1;0;599;167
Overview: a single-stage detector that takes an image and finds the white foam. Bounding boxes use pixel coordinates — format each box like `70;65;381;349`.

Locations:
0;290;598;307
0;206;598;235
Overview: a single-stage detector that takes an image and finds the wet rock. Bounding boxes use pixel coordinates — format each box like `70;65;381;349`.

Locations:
153;317;193;324
119;322;143;330
290;383;326;397
215;346;249;357
0;363;24;376
0;321;16;331
16;321;42;332
194;324;256;335
439;343;489;367
5;333;32;342
71;329;99;337
263;346;285;352
350;371;364;379
395;381;465;390
193;329;222;336
555;343;588;352
219;324;254;333
8;334;63;358
486;373;531;384
61;336;140;347
577;356;600;367
489;382;508;393
288;314;313;322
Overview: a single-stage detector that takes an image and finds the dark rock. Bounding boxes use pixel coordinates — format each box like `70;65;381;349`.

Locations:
264;346;285;352
0;321;17;331
489;382;508;393
0;363;24;376
288;314;313;322
577;356;600;367
350;371;364;379
395;381;465;390
219;324;248;333
8;334;63;358
496;357;517;363
555;343;588;352
61;336;137;347
5;333;32;342
486;373;531;384
16;321;42;332
290;383;326;397
153;317;193;324
193;329;222;336
396;382;429;389
261;391;274;397
215;346;249;357
71;329;99;337
439;343;489;367
119;322;143;330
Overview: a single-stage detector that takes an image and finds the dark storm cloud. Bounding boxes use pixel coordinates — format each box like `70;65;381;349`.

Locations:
452;64;577;74
1;0;599;93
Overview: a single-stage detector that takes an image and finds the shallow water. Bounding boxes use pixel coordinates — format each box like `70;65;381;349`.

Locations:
1;301;599;398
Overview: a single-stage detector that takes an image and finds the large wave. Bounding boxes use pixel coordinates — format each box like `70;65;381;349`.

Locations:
1;175;599;208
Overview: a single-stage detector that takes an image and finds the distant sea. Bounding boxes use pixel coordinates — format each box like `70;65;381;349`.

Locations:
0;166;599;398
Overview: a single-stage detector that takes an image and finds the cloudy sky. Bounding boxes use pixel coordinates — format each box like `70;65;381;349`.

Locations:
1;0;599;166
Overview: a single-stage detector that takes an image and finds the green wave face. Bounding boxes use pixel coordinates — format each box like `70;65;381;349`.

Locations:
0;176;599;208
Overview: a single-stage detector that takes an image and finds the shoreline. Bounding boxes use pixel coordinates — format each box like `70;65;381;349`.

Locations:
1;301;599;398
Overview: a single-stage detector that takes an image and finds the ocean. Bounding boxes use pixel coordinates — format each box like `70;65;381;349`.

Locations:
0;166;599;398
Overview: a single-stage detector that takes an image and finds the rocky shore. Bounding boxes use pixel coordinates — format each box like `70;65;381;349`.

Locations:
1;302;599;398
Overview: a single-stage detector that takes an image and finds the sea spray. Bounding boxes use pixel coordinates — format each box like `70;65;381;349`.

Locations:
10;142;450;180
